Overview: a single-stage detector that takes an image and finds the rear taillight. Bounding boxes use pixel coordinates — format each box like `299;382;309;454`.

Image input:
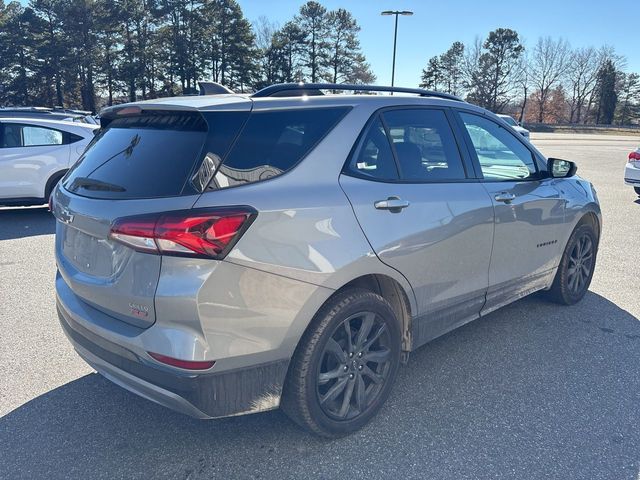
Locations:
629;151;640;161
109;207;256;259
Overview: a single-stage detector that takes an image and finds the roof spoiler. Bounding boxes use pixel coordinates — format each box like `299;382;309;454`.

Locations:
198;82;234;96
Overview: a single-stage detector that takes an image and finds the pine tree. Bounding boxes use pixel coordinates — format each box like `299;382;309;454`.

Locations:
297;1;329;82
0;3;39;105
420;41;464;94
466;28;524;112
615;72;639;125
202;0;257;91
326;8;373;84
420;56;443;91
595;59;618;125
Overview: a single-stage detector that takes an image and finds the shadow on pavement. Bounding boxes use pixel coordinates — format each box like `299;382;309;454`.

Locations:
1;292;639;479
0;207;55;241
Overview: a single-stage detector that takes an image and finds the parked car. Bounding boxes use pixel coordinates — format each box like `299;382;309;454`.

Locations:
0;106;97;124
52;83;601;437
625;147;640;195
497;114;530;139
0;117;98;206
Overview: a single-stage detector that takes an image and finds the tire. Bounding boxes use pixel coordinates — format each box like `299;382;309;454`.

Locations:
45;171;66;203
545;224;598;305
281;288;402;437
634;187;640;196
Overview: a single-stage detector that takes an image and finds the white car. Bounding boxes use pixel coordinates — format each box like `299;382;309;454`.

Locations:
625;147;640;196
0;117;98;206
497;114;530;139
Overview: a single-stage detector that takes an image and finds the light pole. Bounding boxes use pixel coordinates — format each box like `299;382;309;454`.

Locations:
381;10;413;89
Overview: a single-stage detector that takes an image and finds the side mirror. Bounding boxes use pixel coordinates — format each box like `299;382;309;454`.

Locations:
548;158;577;178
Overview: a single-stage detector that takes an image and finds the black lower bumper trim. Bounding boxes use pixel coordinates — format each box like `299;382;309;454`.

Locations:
57;300;289;418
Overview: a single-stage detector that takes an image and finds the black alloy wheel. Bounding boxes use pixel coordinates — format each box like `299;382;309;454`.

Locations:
316;311;393;420
281;289;401;437
566;233;595;296
546;223;598;305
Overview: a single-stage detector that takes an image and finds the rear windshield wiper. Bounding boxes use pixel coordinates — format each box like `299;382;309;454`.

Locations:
68;177;126;192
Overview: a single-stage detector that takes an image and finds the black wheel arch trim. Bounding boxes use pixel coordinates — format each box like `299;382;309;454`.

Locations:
45;169;69;199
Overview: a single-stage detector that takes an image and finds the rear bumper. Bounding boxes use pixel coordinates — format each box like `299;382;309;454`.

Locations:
625;163;640;185
57;292;289;419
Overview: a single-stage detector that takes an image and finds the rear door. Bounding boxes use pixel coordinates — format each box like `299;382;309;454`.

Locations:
339;107;494;347
0;122;69;199
54;108;249;327
454;110;565;314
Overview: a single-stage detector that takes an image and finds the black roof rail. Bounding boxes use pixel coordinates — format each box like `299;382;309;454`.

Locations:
251;83;463;102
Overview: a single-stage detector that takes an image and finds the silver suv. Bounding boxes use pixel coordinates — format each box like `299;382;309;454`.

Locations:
53;83;601;437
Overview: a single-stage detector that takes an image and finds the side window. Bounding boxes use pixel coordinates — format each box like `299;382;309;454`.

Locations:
347;117;398;181
1;124;23;148
211;107;349;189
67;133;85;144
22;125;63;146
0;123;63;148
459;112;537;181
382;109;466;181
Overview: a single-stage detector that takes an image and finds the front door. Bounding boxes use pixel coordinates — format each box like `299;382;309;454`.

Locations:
339;107;494;348
455;111;565;314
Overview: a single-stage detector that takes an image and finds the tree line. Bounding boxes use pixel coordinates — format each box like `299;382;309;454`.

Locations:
2;1;639;126
0;0;374;111
420;29;640;126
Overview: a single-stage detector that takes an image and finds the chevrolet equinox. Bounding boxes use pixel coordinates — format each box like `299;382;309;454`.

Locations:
53;83;601;437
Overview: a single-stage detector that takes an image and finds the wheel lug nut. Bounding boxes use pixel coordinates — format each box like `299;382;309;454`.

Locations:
357;352;362;358
343;365;348;371
349;373;354;379
349;352;353;358
358;365;363;370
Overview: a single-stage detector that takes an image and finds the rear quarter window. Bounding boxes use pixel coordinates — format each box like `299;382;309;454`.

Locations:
209;107;350;189
0;123;64;147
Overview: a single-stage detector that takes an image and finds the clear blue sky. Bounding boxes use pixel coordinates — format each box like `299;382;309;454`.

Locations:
240;0;640;87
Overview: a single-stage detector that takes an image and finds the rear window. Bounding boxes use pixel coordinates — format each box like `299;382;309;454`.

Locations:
209;107;350;189
63;111;247;199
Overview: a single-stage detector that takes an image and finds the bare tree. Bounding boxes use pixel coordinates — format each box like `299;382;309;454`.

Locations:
254;15;279;86
254;15;278;52
566;47;598;123
461;36;482;92
530;37;569;122
514;52;529;122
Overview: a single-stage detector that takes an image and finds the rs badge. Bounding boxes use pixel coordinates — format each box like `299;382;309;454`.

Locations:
129;303;149;318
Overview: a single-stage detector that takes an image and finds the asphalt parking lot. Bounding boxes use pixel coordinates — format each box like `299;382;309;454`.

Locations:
1;133;639;480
